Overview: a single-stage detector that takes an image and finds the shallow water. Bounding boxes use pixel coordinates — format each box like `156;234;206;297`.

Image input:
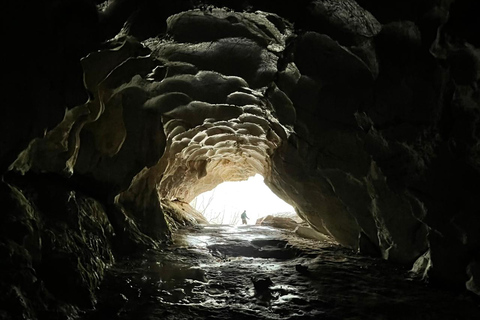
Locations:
86;225;479;319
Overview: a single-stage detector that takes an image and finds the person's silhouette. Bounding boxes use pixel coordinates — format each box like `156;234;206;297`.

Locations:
241;210;249;225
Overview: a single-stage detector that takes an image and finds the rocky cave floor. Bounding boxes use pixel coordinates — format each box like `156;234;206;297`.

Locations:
85;225;480;320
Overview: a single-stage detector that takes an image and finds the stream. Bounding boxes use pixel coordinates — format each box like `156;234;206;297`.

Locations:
86;225;479;319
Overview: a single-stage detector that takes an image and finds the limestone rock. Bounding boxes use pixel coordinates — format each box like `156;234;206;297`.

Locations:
411;250;432;280
167;8;292;51
466;261;480;296
295;226;331;241
252;275;273;292
161;199;209;230
295;31;375;86
0;179;114;317
256;215;298;230
150;37;279;89
309;0;382;45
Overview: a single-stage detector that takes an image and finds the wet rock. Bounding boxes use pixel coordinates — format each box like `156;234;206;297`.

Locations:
87;225;480;319
252;275;274;302
252;275;273;291
95;293;128;316
171;288;186;301
295;264;309;275
208;238;296;259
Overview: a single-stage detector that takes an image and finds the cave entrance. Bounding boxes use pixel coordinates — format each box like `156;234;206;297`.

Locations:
190;174;296;225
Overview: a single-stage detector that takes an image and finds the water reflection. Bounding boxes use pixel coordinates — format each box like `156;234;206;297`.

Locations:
87;225;480;320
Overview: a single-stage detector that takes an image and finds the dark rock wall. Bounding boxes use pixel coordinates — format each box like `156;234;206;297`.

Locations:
0;174;114;319
1;0;479;318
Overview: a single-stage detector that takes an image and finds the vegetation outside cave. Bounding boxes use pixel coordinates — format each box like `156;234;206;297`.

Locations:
190;174;297;225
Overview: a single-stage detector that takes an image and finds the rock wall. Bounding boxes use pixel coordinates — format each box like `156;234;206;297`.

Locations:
1;0;479;318
0;175;114;319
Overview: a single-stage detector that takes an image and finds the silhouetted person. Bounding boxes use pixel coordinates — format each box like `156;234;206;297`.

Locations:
241;210;249;225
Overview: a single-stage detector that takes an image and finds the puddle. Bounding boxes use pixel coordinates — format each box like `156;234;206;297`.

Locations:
180;235;213;248
86;225;480;320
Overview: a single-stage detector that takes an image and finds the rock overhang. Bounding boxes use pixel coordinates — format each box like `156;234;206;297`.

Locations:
4;6;433;259
155;71;288;202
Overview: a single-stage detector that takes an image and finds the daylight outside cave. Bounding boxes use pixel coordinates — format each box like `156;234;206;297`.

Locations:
190;174;297;225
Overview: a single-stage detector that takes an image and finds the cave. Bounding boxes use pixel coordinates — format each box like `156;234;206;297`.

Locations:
1;0;479;319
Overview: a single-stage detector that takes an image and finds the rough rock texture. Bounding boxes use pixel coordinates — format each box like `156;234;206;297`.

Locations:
87;225;479;319
295;225;333;241
161;199;209;229
0;176;114;319
256;215;299;230
1;0;479;318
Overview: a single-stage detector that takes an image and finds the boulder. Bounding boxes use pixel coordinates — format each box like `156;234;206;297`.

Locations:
256;215;298;230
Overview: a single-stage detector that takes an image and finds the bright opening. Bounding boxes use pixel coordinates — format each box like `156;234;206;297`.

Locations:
190;174;296;225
